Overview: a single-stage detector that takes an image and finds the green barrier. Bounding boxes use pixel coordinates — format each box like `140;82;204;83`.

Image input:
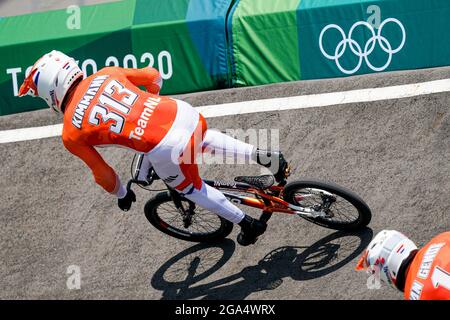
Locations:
298;0;450;79
2;0;450;116
0;0;135;115
230;0;302;87
229;0;450;86
0;0;232;116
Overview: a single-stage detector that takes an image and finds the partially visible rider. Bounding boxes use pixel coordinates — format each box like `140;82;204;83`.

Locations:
19;50;290;246
356;230;450;300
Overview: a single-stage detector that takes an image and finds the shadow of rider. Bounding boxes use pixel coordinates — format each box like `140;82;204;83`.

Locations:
150;228;373;300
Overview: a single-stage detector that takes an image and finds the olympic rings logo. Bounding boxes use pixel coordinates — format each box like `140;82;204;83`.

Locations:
319;18;406;75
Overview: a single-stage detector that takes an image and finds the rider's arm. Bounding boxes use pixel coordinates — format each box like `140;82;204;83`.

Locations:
119;67;163;95
63;140;127;198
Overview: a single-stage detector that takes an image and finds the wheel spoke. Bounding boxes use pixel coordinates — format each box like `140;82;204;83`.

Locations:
155;200;223;236
292;187;362;225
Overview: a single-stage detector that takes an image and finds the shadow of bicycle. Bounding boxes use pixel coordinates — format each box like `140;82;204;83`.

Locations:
150;228;373;300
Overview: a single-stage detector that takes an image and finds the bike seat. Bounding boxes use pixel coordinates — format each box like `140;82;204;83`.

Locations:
234;175;275;189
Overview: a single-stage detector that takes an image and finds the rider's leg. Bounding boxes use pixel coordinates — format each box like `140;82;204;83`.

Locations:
150;156;266;245
182;181;244;223
144;99;266;245
201;129;255;161
201;129;289;183
186;185;267;245
252;149;290;183
137;127;289;185
149;149;243;224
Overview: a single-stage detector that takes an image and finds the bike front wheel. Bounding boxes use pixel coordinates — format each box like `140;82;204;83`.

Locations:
283;180;371;231
144;191;234;242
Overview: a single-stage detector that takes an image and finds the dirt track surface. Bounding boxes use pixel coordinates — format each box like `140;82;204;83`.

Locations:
0;67;449;300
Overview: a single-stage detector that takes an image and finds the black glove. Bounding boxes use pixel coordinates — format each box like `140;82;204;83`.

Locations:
118;189;136;212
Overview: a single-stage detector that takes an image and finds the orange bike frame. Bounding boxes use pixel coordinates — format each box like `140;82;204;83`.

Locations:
204;180;297;215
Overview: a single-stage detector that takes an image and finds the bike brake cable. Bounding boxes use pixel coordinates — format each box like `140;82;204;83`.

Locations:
130;154;166;192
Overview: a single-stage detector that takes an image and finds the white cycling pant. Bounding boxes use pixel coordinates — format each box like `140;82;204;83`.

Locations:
135;100;254;224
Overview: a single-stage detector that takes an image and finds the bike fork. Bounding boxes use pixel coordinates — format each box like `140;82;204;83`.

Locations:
168;188;184;210
168;187;197;228
169;188;196;211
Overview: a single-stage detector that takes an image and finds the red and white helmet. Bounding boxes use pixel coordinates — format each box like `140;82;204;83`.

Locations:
18;50;83;113
356;230;418;288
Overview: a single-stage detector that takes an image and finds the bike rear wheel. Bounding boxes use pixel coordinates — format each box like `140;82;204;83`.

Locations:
283;180;371;231
144;191;234;242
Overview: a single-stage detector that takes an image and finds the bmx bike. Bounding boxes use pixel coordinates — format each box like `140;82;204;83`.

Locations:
127;156;372;243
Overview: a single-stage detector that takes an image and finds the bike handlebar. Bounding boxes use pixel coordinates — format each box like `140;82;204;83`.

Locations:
127;167;160;192
126;179;139;192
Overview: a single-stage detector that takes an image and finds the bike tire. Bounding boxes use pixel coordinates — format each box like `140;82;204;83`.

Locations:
283;180;371;231
144;191;234;243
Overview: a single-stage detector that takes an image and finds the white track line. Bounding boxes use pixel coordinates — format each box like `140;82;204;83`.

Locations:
0;124;63;144
1;78;449;144
197;78;450;118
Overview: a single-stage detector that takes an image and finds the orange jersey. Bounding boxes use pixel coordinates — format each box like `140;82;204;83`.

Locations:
404;232;450;300
62;66;175;194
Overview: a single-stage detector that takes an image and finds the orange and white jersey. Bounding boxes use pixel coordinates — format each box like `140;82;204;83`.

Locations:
62;66;177;194
404;232;450;300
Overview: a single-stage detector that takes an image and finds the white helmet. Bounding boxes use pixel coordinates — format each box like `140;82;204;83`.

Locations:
18;50;83;113
356;230;418;288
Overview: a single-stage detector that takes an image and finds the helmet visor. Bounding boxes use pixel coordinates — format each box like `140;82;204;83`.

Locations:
18;68;39;97
355;250;369;271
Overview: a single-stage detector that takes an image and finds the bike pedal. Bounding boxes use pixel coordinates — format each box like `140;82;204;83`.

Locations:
284;163;292;178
